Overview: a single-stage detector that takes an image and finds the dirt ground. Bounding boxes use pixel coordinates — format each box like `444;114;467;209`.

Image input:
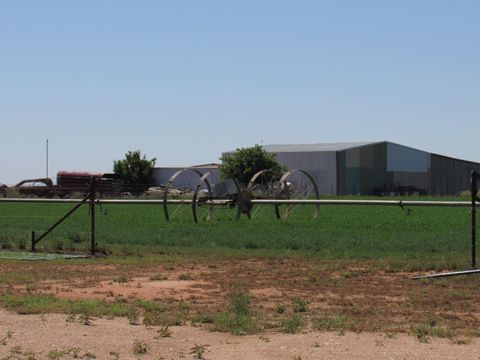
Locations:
1;256;480;359
1;309;480;360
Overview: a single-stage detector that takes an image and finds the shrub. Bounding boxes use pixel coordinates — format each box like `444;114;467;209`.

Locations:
212;293;261;335
282;314;303;334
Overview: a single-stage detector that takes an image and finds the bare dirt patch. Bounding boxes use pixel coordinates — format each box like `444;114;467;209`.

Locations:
1;309;480;360
2;256;480;357
36;277;219;302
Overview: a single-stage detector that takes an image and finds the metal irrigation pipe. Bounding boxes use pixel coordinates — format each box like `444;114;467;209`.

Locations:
1;191;478;272
251;199;471;207
0;198;472;207
0;198;230;205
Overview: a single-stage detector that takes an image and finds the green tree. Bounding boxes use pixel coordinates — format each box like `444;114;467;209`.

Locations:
220;145;285;187
113;150;156;193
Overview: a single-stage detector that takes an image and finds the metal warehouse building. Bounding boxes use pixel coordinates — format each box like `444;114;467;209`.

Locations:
252;141;480;196
153;163;220;190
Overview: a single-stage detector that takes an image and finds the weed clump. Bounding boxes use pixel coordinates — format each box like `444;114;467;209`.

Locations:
281;313;303;334
109;351;120;359
229;292;250;316
312;313;347;333
178;273;193;281
292;298;308;313
276;303;286;314
46;347;80;359
410;318;452;343
212;292;261;335
140;300;183;327
128;306;140;325
78;313;95;326
2;346;37;360
149;274;167;281
114;275;129;283
191;313;215;325
132;340;148;355
189;344;208;360
155;326;172;338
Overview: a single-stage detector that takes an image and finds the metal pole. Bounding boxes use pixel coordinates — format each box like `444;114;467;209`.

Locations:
90;177;96;256
46;139;49;178
472;171;478;269
31;231;35;252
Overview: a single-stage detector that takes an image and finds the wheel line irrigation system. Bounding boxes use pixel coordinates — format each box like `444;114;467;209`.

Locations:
0;169;479;279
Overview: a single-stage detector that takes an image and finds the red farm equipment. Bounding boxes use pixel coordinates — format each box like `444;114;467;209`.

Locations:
15;171;121;198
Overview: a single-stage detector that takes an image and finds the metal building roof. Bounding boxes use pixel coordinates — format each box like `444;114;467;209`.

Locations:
154;163;220;170
262;142;378;153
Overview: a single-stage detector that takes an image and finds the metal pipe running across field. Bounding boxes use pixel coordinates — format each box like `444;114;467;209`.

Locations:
0;198;226;205
251;199;471;207
1;194;477;274
0;198;472;207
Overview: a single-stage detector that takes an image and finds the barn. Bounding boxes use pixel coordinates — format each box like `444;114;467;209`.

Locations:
225;142;480;196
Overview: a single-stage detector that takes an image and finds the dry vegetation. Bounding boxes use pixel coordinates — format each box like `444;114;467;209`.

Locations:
1;255;480;358
1;256;480;337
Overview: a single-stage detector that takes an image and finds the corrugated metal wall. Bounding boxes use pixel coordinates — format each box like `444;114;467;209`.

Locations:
337;142;480;195
152;167;220;190
273;151;337;195
431;155;480;195
386;143;431;194
337;142;387;195
224;143;480;196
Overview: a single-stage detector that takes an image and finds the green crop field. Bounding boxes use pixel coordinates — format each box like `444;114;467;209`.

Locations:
0;196;475;270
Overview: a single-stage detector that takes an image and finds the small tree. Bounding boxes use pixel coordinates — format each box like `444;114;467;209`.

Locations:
113;150;156;193
220;145;284;187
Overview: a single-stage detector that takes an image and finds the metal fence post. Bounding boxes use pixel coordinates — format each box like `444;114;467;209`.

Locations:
472;171;478;269
90;177;96;256
31;231;35;252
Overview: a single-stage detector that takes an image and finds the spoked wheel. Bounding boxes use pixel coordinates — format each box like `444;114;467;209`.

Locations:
274;170;320;220
247;170;281;219
192;174;243;223
192;172;214;223
163;168;206;222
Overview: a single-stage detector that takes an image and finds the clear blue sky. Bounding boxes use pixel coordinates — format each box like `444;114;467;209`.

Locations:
1;1;479;184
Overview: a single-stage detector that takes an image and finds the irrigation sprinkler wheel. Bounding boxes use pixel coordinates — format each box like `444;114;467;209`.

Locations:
192;173;247;222
163;168;211;222
247;169;281;219
274;170;320;220
192;172;214;223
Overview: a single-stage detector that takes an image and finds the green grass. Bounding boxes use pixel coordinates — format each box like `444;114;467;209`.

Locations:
0;196;475;267
292;298;308;313
1;293;130;317
410;318;453;343
312;313;348;332
281;313;303;334
212;293;261;335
